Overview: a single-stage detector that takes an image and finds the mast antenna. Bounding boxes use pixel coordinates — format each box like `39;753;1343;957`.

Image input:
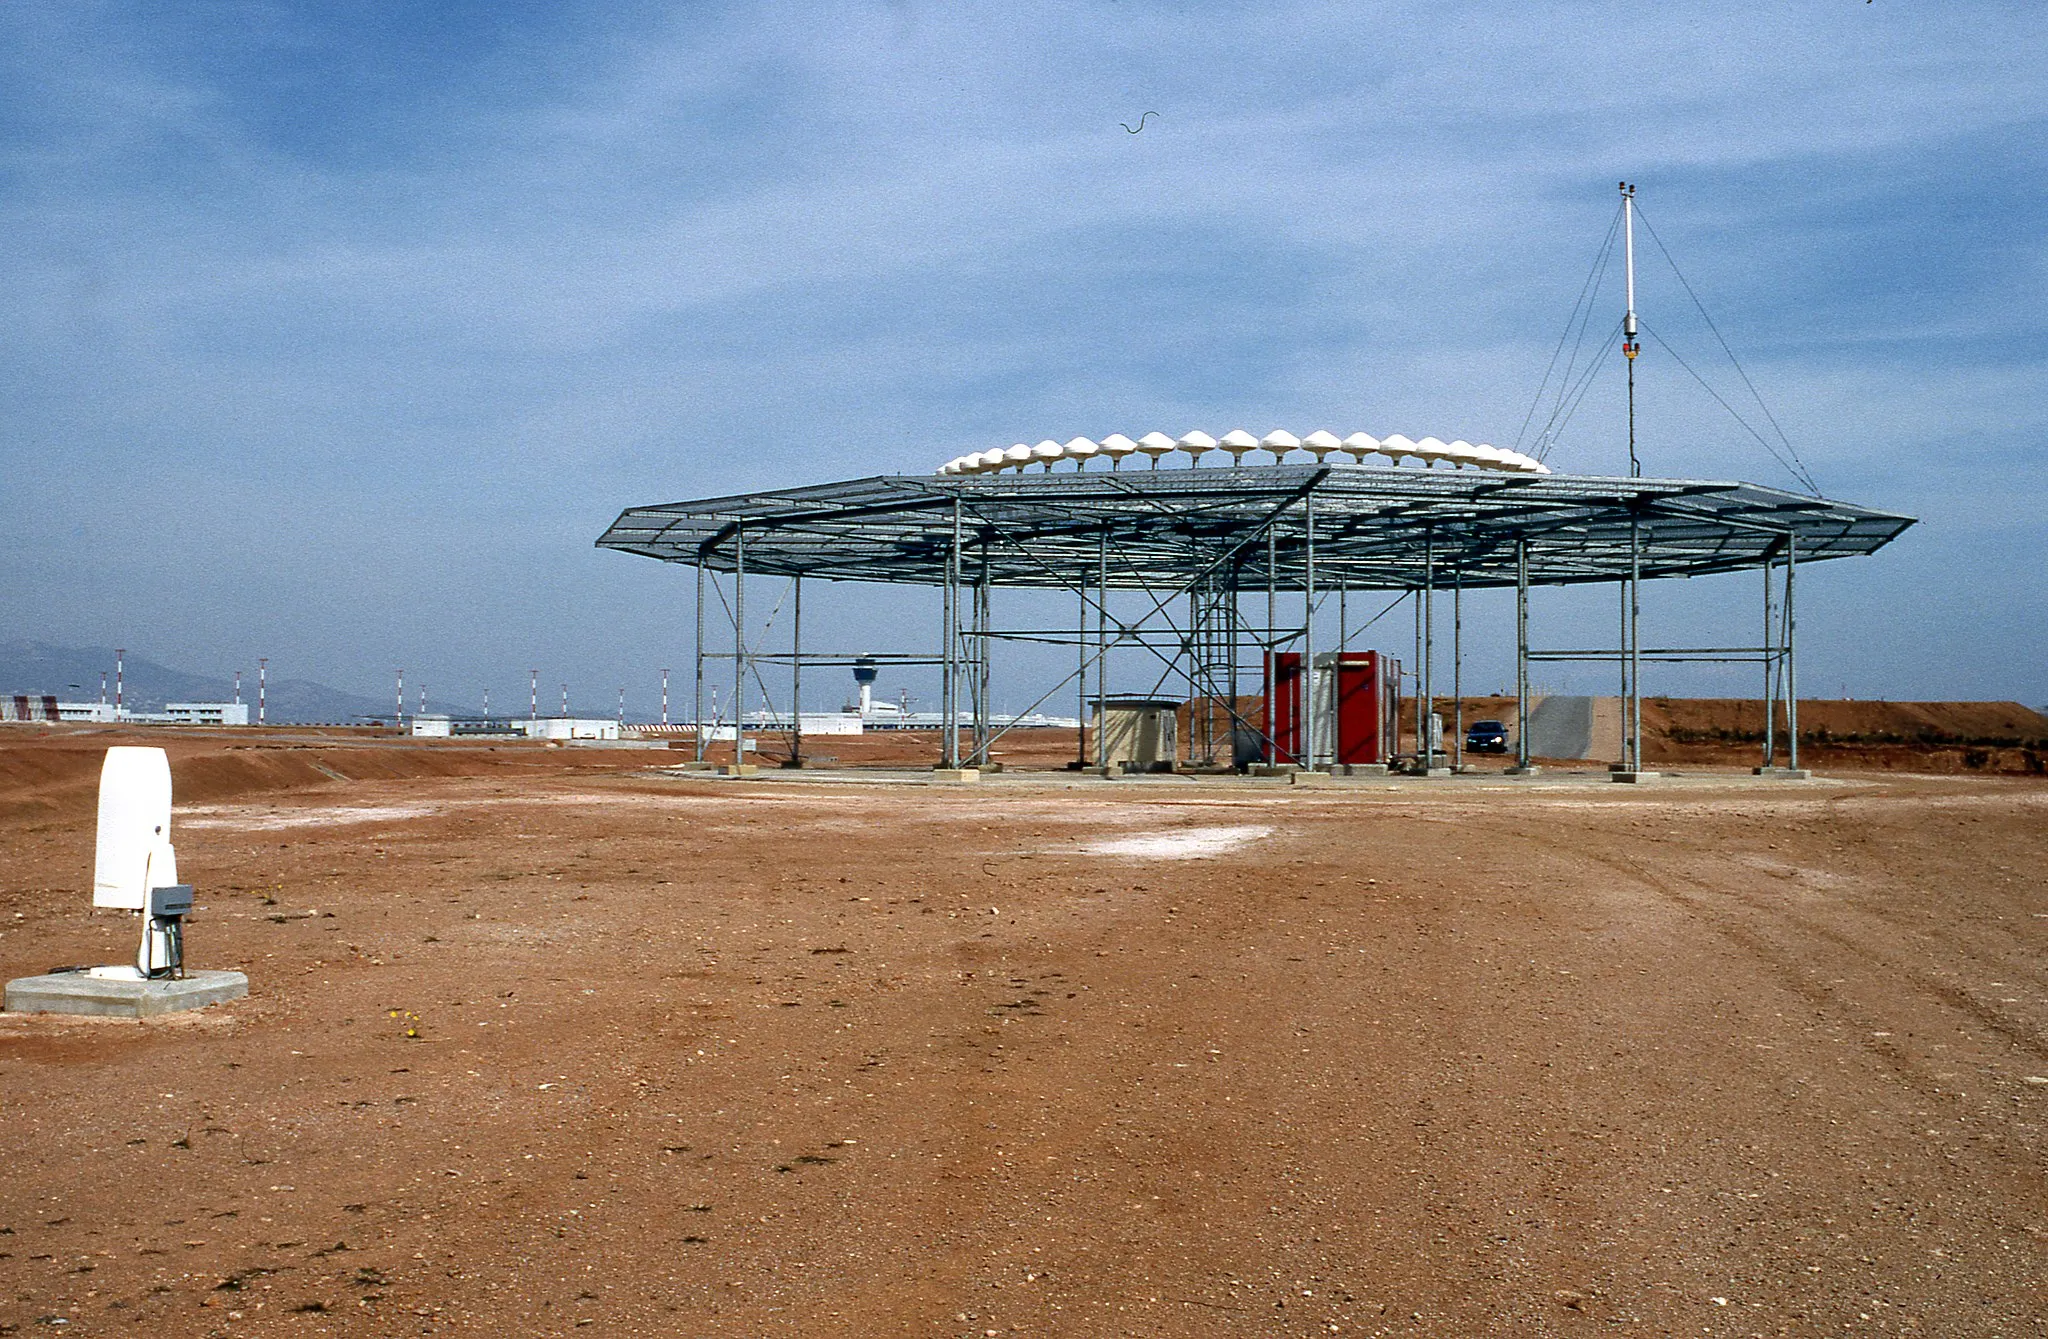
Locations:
1621;181;1640;476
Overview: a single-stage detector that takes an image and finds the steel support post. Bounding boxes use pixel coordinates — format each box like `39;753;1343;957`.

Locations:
790;574;803;767
1265;530;1278;765
1302;490;1318;769
942;501;961;769
1413;585;1422;758
733;527;747;766
1628;519;1642;772
693;560;707;762
1515;540;1530;770
1422;531;1435;770
1786;532;1799;772
1222;575;1243;765
1076;579;1088;767
1185;590;1198;766
1618;536;1631;768
1761;556;1776;767
973;554;991;767
1452;575;1463;772
1095;530;1109;768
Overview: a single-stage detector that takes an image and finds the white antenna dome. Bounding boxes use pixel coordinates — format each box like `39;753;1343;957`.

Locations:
1098;434;1139;468
1215;429;1257;465
1341;432;1380;462
1300;430;1343;461
1260;429;1301;462
1136;432;1177;467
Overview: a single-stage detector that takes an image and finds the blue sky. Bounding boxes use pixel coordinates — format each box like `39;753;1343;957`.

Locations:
3;2;2043;716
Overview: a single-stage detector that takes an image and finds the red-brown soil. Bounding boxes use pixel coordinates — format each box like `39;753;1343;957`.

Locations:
1642;699;2048;775
3;730;2047;1337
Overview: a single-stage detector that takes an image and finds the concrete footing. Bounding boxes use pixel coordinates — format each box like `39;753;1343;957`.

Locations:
718;763;760;777
1609;770;1661;784
1288;771;1328;786
1752;766;1813;780
1330;763;1390;777
4;969;248;1018
1504;764;1543;777
930;768;980;783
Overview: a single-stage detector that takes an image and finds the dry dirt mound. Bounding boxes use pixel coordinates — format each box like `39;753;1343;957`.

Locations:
0;728;666;821
1647;698;2048;774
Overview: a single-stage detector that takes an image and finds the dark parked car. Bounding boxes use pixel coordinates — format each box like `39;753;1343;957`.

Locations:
1466;719;1509;753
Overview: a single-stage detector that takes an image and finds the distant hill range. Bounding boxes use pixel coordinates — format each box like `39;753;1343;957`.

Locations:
0;640;392;724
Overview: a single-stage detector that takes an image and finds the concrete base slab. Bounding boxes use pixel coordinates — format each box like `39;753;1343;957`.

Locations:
1752;767;1813;780
1420;767;1455;778
1504;765;1544;777
1331;763;1390;777
1610;770;1661;785
1288;771;1329;786
1248;764;1299;778
719;764;759;777
669;760;720;770
930;768;980;782
5;969;248;1018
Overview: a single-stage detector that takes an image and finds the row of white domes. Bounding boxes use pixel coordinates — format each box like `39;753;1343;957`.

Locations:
936;431;1549;476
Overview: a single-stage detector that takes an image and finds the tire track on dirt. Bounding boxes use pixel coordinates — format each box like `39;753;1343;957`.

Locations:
1500;824;2028;1105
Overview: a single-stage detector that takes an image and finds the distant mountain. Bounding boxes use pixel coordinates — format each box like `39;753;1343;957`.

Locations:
0;640;393;724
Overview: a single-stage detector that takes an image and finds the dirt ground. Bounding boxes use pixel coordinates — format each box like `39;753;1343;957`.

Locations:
3;730;2047;1337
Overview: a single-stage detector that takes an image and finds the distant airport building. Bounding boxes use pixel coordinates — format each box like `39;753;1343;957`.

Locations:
1;697;246;726
162;702;250;726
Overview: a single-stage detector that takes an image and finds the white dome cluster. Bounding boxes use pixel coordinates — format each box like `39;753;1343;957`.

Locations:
935;430;1549;476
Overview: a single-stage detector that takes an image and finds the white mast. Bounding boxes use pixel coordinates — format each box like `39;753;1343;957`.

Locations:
1621;181;1639;477
1618;182;1642;774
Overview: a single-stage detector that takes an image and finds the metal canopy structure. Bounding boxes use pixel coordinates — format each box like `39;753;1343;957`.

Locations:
597;463;1913;780
596;466;1913;590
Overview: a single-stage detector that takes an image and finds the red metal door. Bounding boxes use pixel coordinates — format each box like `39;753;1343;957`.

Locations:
1332;651;1401;765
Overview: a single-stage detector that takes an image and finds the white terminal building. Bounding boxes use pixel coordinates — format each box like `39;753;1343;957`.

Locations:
1;697;247;726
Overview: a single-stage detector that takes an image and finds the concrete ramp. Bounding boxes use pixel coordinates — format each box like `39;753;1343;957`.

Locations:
1522;696;1625;761
1522;695;1593;759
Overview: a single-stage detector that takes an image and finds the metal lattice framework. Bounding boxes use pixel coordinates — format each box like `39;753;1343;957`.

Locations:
596;466;1913;589
598;463;1914;778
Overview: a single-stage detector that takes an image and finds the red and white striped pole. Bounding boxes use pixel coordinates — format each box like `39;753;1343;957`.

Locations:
661;668;670;727
396;669;404;727
560;683;568;716
234;669;242;705
115;649;124;717
258;658;267;726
